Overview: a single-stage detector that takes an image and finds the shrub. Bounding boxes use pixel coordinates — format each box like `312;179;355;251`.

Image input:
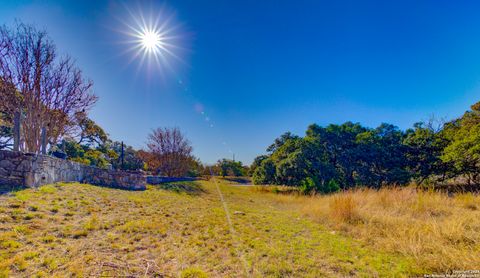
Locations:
321;179;340;194
299;177;316;194
70;157;91;166
300;177;340;194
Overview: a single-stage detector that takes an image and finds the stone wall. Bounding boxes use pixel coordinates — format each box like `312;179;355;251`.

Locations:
83;167;145;190
146;176;198;184
0;150;146;190
0;150;32;188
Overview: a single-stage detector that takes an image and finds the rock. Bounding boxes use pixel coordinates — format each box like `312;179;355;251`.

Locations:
234;211;245;215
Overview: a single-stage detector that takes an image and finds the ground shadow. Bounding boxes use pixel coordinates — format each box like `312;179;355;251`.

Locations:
418;183;480;194
222;177;251;184
0;184;27;195
153;181;206;196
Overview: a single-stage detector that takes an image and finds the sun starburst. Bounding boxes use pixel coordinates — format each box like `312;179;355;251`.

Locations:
140;30;162;52
114;3;186;77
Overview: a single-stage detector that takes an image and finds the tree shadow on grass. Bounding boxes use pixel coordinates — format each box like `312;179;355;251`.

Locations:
0;184;27;195
222;177;251;184
153;181;206;196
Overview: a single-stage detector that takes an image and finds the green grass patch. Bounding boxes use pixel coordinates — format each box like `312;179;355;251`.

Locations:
0;180;442;276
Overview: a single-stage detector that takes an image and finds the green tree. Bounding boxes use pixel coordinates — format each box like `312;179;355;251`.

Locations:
75;113;108;147
56;139;86;159
216;159;245;177
252;100;480;191
0;78;20;150
441;102;480;185
270;136;305;185
266;132;299;153
255;122;412;190
54;139;112;169
0;112;13;150
252;158;276;185
403;121;449;183
108;141;143;171
355;124;411;188
249;155;268;176
83;149;110;168
305;122;366;188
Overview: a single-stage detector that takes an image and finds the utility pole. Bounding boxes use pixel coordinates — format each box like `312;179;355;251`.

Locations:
121;141;124;170
233;153;235;162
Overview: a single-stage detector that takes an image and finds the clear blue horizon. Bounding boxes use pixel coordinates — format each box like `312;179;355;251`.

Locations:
1;0;479;164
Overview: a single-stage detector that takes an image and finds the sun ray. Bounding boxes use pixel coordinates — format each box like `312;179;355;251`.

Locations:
113;2;186;76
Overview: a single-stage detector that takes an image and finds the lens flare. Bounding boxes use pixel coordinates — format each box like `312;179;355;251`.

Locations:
114;3;186;76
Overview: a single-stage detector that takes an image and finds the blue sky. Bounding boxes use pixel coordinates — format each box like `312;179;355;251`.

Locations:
1;0;479;164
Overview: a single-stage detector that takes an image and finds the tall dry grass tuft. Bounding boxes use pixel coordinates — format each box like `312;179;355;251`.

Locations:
264;186;480;272
329;193;360;224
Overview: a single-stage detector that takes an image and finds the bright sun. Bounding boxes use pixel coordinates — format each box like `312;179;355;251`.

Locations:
141;30;162;52
119;5;184;72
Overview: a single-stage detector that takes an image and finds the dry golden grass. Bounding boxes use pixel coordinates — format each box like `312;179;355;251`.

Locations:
329;194;360;224
263;186;480;272
0;181;419;277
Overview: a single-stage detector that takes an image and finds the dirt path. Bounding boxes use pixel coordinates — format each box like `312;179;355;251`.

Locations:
211;176;250;276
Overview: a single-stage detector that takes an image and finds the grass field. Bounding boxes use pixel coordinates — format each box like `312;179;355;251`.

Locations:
259;186;480;273
0;179;477;277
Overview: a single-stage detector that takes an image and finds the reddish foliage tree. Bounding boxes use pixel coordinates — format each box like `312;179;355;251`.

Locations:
0;21;97;153
145;127;194;177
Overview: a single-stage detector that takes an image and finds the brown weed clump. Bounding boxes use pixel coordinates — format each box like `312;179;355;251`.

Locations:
329;193;361;224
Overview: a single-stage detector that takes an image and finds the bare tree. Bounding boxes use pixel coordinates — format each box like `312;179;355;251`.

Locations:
0;21;97;153
146;127;194;177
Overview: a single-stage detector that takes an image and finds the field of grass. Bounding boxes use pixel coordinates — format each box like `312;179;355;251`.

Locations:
258;186;480;273
0;179;477;277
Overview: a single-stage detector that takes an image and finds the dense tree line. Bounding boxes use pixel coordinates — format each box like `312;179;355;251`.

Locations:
252;101;480;193
209;159;248;177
